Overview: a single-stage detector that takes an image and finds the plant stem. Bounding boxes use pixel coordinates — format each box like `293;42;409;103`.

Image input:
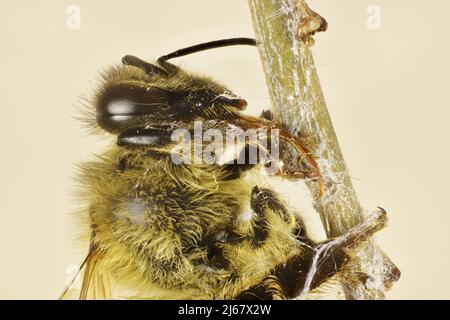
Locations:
247;0;397;299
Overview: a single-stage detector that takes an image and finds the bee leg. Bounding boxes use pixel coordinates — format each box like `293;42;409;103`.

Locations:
221;143;259;180
202;230;243;270
117;127;173;147
236;209;389;299
251;187;292;223
118;155;129;172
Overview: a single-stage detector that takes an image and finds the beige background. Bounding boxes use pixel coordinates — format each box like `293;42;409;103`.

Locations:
0;0;449;299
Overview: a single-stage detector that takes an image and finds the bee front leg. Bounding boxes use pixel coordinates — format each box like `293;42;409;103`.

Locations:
156;58;181;78
122;55;169;77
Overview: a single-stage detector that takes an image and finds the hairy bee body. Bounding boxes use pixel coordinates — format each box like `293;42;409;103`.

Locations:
79;146;301;299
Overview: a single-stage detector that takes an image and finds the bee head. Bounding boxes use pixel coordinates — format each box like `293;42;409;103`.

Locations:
91;38;256;148
94;60;247;136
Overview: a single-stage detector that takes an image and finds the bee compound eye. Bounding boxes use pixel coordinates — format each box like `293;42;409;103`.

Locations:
96;84;171;133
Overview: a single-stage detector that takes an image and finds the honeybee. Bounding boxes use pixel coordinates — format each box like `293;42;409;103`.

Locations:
61;38;390;300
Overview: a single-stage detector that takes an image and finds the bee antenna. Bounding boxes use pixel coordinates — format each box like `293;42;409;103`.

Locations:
122;55;169;77
158;38;257;62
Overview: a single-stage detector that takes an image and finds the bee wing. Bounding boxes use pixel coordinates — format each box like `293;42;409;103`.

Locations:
60;245;111;300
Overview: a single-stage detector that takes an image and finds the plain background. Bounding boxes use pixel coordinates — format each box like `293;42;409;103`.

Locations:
0;0;449;299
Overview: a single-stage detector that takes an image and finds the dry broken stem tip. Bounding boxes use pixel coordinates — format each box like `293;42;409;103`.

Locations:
296;0;328;45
